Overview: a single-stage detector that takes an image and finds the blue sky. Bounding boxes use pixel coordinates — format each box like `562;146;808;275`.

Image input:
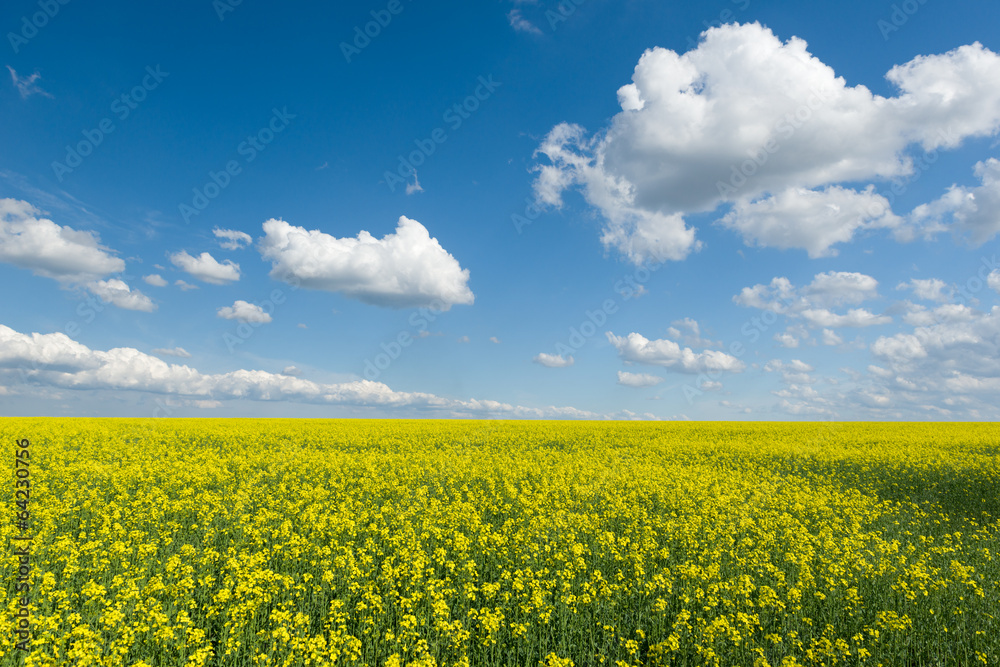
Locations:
2;0;1000;419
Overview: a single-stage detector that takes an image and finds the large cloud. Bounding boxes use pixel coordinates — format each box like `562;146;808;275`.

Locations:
0;324;644;419
532;23;1000;262
720;186;898;258
258;216;474;309
0;198;154;311
0;326;98;372
0;198;125;281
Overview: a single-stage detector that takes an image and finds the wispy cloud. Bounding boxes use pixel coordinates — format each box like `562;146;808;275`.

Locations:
406;170;424;195
507;9;542;35
7;66;52;99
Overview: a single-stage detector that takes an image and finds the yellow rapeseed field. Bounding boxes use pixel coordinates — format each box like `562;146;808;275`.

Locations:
2;418;998;666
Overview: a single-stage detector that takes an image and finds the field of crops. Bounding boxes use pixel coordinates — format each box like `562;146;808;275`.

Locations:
2;419;998;667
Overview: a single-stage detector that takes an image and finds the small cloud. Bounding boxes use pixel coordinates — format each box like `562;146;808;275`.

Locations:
175;279;198;291
213;227;252;250
406;170;424;195
617;371;664;388
667;317;718;347
297;323;308;329
7;66;52;99
316;161;329;170
152;347;191;358
86;279;156;312
143;274;168;287
217;300;272;323
169;250;240;285
489;336;501;344
896;278;951;303
534;352;574;368
774;332;800;348
507;8;542;35
821;329;843;346
281;365;302;376
457;335;470;343
800;308;891;328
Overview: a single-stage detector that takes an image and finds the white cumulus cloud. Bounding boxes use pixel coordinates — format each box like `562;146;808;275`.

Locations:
908;159;1000;246
720;186;899;258
531;23;1000;263
259;216;474;310
606;332;745;374
0;198;125;282
990;270;1000;294
533;353;574;368
821;329;843;346
217;301;272;324
169;250;240;285
86;279;155;312
897;277;951;302
735;272;889;328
